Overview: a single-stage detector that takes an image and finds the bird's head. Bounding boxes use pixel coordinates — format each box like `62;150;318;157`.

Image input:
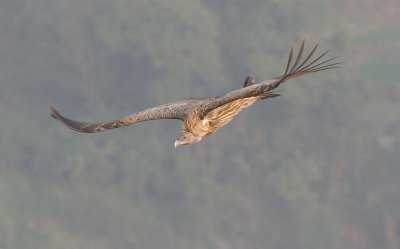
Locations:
175;132;200;148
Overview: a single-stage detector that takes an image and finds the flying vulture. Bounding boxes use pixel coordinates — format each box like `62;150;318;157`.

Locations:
50;40;340;147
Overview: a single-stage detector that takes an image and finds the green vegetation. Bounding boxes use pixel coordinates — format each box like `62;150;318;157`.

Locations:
354;26;400;43
362;62;400;82
0;0;399;248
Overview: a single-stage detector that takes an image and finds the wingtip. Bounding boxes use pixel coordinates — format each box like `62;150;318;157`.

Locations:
49;105;60;120
49;105;56;114
284;47;294;76
278;40;341;81
314;42;319;51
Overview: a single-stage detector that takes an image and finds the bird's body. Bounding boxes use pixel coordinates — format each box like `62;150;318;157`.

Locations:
185;96;259;139
185;93;280;140
50;40;340;147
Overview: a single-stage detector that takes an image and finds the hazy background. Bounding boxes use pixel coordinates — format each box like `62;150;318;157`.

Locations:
0;0;399;248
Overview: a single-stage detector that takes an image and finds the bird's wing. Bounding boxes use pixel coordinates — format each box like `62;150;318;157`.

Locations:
201;40;341;114
50;99;199;133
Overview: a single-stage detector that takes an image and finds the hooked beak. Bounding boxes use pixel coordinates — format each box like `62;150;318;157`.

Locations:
175;140;186;148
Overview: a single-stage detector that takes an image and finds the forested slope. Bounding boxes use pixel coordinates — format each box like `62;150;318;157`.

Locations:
0;0;399;248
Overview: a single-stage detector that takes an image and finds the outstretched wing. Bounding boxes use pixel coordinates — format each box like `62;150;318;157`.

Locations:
50;99;197;133
201;40;341;114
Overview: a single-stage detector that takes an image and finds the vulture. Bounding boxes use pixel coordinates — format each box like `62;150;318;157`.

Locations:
50;40;340;148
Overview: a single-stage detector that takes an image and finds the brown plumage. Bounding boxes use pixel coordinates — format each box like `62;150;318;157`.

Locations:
50;40;341;147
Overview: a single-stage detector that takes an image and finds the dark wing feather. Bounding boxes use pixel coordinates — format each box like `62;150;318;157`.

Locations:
50;99;197;133
201;40;341;114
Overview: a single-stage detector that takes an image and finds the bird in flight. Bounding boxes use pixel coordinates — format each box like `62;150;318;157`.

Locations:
50;40;340;148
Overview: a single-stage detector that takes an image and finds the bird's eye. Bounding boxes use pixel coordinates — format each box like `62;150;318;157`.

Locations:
183;136;186;139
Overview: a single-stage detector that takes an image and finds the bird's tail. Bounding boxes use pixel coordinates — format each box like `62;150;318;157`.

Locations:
258;91;280;99
279;40;341;82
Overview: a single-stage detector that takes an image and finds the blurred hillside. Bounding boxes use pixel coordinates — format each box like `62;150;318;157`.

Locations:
0;0;399;248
